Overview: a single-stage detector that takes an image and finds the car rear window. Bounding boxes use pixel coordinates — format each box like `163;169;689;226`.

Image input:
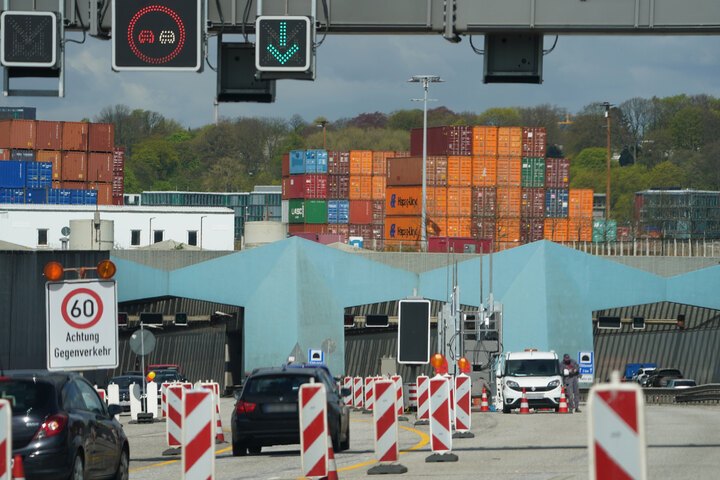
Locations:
660;369;682;376
506;359;560;376
244;375;312;397
0;380;55;416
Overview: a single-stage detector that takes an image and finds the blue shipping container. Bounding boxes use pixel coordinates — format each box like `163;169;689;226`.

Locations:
11;150;35;162
289;150;306;175
25;161;53;188
545;188;569;218
25;188;47;204
70;189;85;205
0;161;26;188
305;150;317;174
84;189;98;205
0;188;25;204
49;188;72;205
308;149;328;174
327;200;350;224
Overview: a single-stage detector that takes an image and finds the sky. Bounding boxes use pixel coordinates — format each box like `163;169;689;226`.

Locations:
3;33;720;128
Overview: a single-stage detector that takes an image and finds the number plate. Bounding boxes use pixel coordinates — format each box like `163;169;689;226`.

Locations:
264;403;296;413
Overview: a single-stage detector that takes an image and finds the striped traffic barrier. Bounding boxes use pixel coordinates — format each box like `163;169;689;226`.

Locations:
343;377;353;407
390;375;407;421
453;374;474;438
1;399;11;480
588;372;647;480
443;374;455;428
299;383;328;478
163;385;185;455
161;382;173;418
353;377;363;410
364;377;375;412
200;382;225;443
426;374;458;462
94;386;107;403
146;381;158;418
415;375;430;425
367;379;407;474
181;389;215;480
407;383;418;409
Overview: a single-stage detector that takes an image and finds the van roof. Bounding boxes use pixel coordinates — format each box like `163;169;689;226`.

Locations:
505;350;557;360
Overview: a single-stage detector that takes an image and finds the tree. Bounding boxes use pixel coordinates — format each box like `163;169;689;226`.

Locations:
387;109;423;130
645;161;687;189
346;112;388;129
517;104;566;147
619;97;653;164
126;139;181;191
574;147;607;171
671;106;704;150
476;107;522;127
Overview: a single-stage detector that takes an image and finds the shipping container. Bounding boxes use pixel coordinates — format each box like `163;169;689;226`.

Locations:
282;153;289;177
349;224;373;240
520;187;545;218
496;242;519;252
112;172;124;197
471;217;495;240
385;186;421;215
304;174;327;199
318;234;344;245
302;224;329;235
447;187;472;217
36;121;63;150
327;224;349;241
384;216;422;241
305;149;328;174
394;151;411;158
447;155;472;186
472;155;496;187
288;224;308;234
568;218;593;241
371;200;384;225
544;218;569;242
410;126;473;156
569;188;594;218
62;122;88;151
428;186;448;216
349;200;373;224
328;175;349;199
593;219;617;242
0;149;9;160
428;237;493;254
350;150;372;175
304;199;328;224
371;175;386;200
0;120;36;149
545;157;570;189
328;150;350;175
520;218;545;244
428;156;448;185
289;150;305;175
87;152;113;182
372;151;392;176
283;175;305;199
83;189;98;205
10;150;34;162
36;150;61;179
497;186;522;217
0;160;25;188
545;188;569;218
48;188;70;205
521;157;546;188
25;161;52;188
61;152;87;181
0;188;24;204
113;147;125;171
327;200;350;224
349;175;371;200
471;187;496;218
112;196;123;206
496;156;522;186
496;217;521;243
88;123;114;152
386;156;447;186
521;127;547;157
427;215;447;237
446;216;472;237
89;182;112;205
472;126;498;156
497;127;522;156
24;188;47;204
288;198;305;223
290;231;318;241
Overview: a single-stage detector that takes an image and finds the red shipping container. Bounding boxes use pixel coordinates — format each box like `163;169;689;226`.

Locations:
318;234;344;245
304;174;327;199
328;150;350;175
89;182;113;205
328;175;349;199
303;224;329;235
283;175;305;198
428;237;493;254
522;127;547;157
113;172;124;196
520;218;545;244
88;123;114;152
36;150;61;179
88;152;113;182
387;156;448;186
520;187;545;218
0;149;10;160
61;151;87;181
288;224;308;234
349;200;373;224
410;126;473;156
113;147;125;170
471;187;497;218
349;223;373;239
327;224;349;241
112;196;123;206
371;200;384;225
62;122;89;151
282;153;289;177
0;120;36;149
545;157;570;189
36;121;62;150
62;181;87;189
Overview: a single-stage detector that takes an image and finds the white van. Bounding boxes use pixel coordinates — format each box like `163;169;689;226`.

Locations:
500;350;563;413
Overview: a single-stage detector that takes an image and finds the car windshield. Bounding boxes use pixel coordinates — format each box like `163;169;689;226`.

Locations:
0;379;55;416
110;376;143;389
244;375;312;397
154;373;182;383
506;359;560;376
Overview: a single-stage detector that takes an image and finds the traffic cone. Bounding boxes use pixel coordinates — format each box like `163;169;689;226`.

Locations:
480;386;490;412
12;455;26;480
321;433;339;480
519;388;530;414
558;385;569;413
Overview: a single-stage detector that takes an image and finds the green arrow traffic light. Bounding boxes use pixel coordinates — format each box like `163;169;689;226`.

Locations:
256;16;311;72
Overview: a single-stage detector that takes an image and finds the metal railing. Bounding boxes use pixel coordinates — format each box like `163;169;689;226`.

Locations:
559;239;720;257
580;385;720;405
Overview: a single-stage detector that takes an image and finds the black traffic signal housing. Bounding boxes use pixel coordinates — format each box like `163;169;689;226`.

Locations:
632;316;645;330
118;312;128;326
217;41;275;103
677;314;685;329
174;312;188;326
597;316;621;329
365;314;389;328
343;315;354;328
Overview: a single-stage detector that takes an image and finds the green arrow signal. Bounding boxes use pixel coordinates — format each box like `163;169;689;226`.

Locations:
266;21;299;64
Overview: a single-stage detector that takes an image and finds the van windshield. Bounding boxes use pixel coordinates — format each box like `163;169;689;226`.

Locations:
505;359;560;376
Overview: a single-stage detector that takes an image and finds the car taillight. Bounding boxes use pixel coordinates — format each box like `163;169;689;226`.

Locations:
32;414;68;440
235;400;256;414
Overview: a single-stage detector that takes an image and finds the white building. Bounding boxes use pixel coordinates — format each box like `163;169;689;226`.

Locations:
0;205;235;250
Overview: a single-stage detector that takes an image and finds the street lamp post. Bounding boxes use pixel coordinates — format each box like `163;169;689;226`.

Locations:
149;217;156;245
317;120;328;149
602;102;612;243
200;215;207;250
409;75;443;251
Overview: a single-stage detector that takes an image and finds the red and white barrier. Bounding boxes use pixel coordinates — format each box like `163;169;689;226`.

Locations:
416;375;430;420
353;377;363;409
429;375;452;453
299;383;328;478
454;374;471;432
343;377;353;407
181;389;215;480
94;386;107;404
1;399;11;480
588;377;647;480
373;380;399;463
161;382;173;418
443;374;455;427
364;377;375;411
166;385;185;447
391;375;404;417
407;383;418;408
199;382;224;443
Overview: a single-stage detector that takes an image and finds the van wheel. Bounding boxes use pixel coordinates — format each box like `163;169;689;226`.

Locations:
502;406;511;414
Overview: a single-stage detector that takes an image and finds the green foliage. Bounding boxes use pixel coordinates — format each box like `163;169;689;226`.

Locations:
574;148;607;171
645;161;687;189
476;107;522;126
387;109;423;130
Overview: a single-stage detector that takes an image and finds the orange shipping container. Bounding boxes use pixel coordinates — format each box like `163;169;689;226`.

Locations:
350;150;372;175
568;218;593;241
497;127;522;156
36;121;62;150
36;150;61;179
569;188;594;218
349;175;372;200
496;186;521;216
0;120;36;149
385;186;421;215
544;218;569;242
90;182;113;205
372;151;392;176
447;155;472;186
472;155;497;187
88;152;113;182
446;216;472;238
61;152;87;181
62;122;88;151
371;175;386;200
496;156;521;186
427;215;447;237
427;186;447;216
496;217;521;243
428;156;448;186
472;126;498;156
496;241;520;252
88;123;115;152
447;187;472;216
384;216;422;241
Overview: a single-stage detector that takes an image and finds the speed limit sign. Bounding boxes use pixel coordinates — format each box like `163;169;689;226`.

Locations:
46;279;118;371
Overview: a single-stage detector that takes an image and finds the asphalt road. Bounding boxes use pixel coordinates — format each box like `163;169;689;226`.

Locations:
125;397;720;479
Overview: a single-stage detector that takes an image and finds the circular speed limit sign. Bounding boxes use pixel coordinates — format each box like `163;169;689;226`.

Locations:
60;288;104;329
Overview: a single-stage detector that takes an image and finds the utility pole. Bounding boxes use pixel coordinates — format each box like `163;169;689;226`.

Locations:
317;120;328;149
603;102;612;224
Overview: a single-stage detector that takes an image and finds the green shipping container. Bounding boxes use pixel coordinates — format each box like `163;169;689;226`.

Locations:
289;199;305;224
304;200;328;224
593;219;617;242
521;157;545;188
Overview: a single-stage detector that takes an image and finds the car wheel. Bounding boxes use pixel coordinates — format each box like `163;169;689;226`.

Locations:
248;445;262;455
340;423;350;451
114;448;129;480
70;452;86;480
232;442;248;456
502;406;511;414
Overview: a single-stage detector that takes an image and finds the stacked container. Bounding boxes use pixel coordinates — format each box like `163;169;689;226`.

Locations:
112;147;125;205
568;188;593;241
281;149;330;236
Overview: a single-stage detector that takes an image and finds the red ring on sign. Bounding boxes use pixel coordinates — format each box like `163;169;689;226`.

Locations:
61;288;104;329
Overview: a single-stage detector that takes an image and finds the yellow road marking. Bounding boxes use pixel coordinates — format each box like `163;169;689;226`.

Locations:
129;445;233;472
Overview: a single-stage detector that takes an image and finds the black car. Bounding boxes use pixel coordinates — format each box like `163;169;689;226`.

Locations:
231;365;350;456
108;375;144;411
1;370;129;480
647;368;684;387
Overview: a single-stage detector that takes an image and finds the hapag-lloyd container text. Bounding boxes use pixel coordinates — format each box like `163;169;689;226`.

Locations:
384;216;422;241
385;186;421;215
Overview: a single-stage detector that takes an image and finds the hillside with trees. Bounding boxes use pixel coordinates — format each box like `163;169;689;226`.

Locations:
97;94;720;226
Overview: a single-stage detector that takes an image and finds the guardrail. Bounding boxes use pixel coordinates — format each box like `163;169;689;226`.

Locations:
580;384;720;405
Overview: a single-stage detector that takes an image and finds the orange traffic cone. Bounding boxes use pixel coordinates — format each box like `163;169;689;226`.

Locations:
12;455;26;480
558;385;569;413
519;388;530;414
480;386;490;412
321;433;339;480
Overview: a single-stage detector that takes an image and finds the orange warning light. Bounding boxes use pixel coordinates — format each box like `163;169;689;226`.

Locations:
97;260;116;279
430;353;445;369
147;371;156;382
458;357;471;373
44;262;64;281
